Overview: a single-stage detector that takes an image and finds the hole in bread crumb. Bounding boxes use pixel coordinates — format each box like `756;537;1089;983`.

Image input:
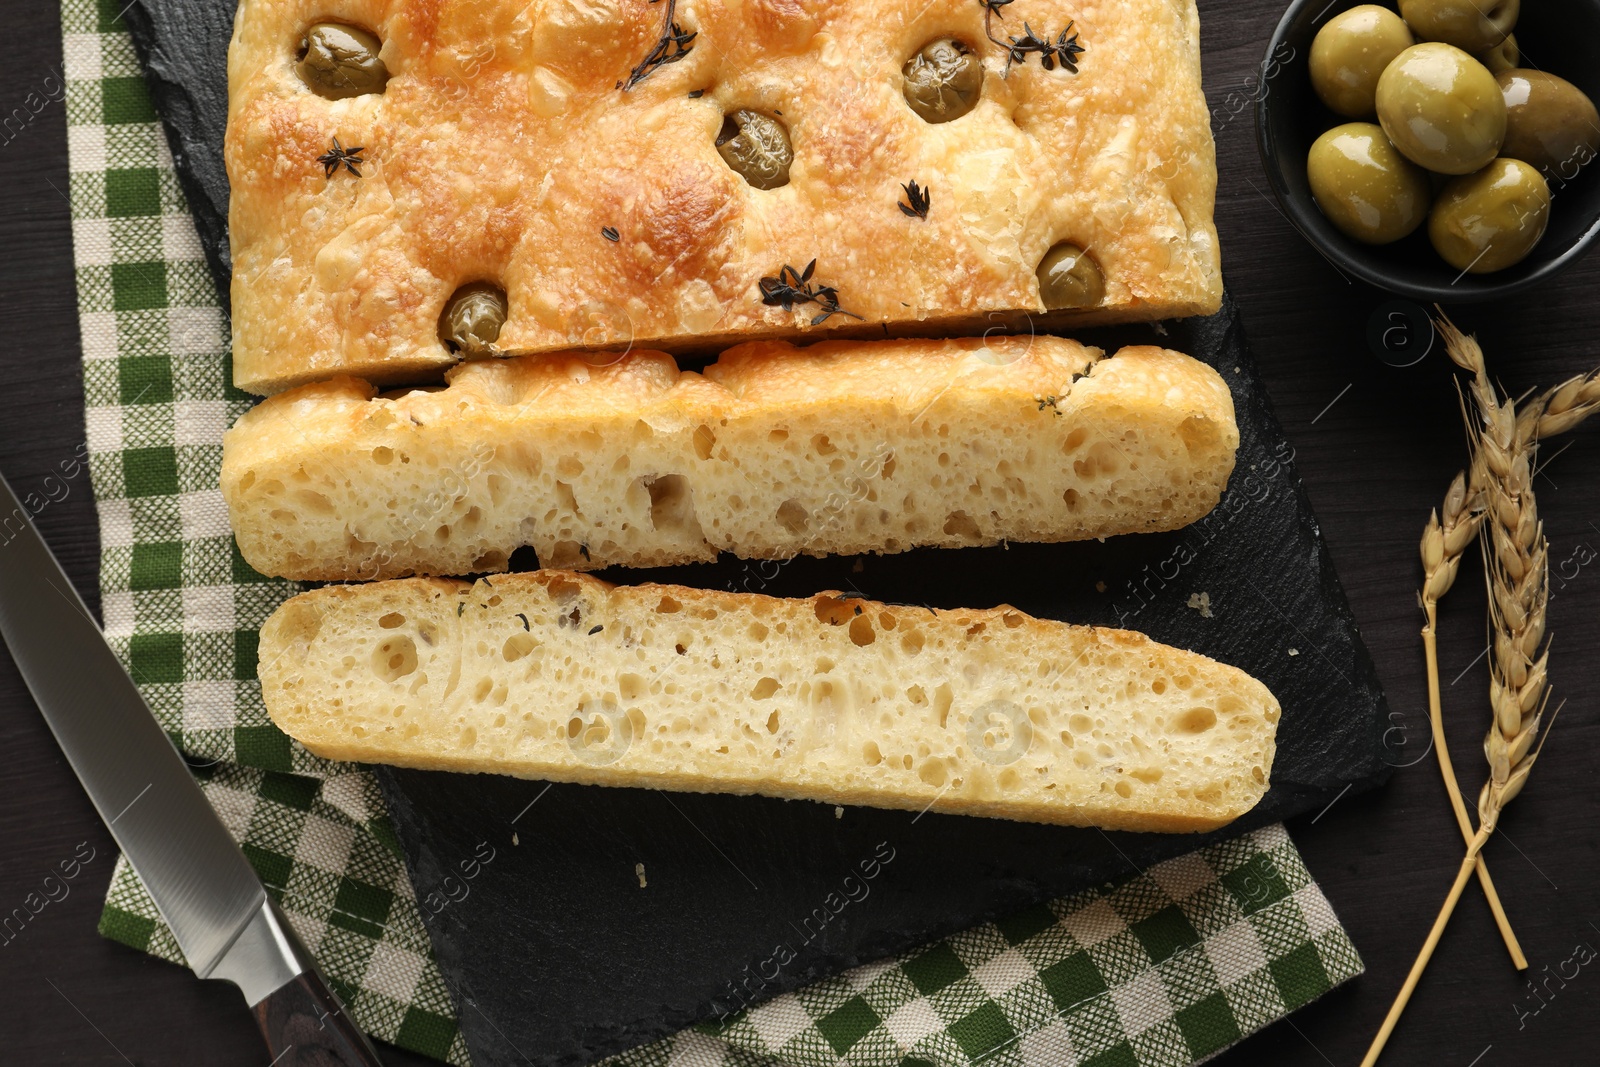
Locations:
933;683;954;729
1062;488;1081;511
917;759;946;788
502;633;537;661
1063;427;1088;453
777;499;809;534
656;595;682;614
547;575;582;599
1068;713;1093;734
1172;707;1217;734
766;710;781;733
1131;768;1163;784
1152;677;1167;694
901;629;924;655
813;596;854;626
751;677;781;699
906;685;927;705
459;727;477;749
619;673;645;701
693;425;717;460
379;612;406;629
768;428;788;444
1179;415;1213;455
1002;611;1024;629
644;475;695;533
863;741;882;765
1114;780;1134;798
848;613;876;646
371;636;417;682
811;433;837;456
943;511;981;539
881;454;897;479
748;621;769;641
371;446;394;465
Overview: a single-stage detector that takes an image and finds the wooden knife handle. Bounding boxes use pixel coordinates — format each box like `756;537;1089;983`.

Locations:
254;970;386;1066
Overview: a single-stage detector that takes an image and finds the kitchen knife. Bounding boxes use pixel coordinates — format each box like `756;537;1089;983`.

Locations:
0;469;383;1066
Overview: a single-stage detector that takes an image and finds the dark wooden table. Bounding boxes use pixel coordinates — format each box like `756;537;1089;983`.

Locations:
3;0;1597;1063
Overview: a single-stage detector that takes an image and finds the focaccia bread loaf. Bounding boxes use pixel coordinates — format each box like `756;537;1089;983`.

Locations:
222;336;1239;579
226;0;1221;393
260;572;1279;831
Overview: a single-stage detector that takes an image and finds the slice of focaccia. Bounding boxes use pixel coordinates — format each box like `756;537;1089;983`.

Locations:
226;0;1221;393
222;336;1239;580
260;572;1279;831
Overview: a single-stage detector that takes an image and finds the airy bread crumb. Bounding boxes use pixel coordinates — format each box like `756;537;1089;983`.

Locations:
223;336;1238;580
260;571;1279;832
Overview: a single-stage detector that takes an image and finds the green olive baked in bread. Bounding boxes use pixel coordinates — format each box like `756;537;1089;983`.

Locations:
259;572;1280;831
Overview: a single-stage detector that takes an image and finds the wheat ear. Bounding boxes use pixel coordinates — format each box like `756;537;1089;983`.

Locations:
1418;473;1525;968
1363;316;1590;1066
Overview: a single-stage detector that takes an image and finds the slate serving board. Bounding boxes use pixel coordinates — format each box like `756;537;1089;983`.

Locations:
122;5;1393;1065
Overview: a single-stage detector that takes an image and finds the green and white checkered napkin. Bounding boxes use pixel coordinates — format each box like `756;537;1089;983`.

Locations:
61;1;1362;1062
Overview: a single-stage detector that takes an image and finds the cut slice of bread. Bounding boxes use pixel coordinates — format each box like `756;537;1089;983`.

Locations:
259;572;1279;832
223;336;1238;580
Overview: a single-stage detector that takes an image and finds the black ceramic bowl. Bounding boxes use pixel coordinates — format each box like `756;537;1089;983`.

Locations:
1256;0;1600;300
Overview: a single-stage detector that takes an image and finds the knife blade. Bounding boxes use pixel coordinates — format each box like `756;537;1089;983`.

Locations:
0;470;382;1066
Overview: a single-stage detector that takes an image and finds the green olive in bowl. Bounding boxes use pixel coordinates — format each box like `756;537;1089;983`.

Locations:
296;22;389;99
1476;32;1519;74
1309;5;1415;118
1308;122;1433;243
1497;69;1600;177
1398;0;1518;52
1428;157;1550;272
1376;43;1505;174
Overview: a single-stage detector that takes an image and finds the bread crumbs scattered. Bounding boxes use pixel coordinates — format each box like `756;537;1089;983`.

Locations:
1095;581;1107;593
635;862;648;888
1288;648;1300;656
1186;592;1212;618
834;806;844;819
512;832;519;846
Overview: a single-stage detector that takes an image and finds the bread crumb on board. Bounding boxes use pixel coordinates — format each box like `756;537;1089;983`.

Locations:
1187;592;1213;618
1288;648;1300;657
635;862;648;888
834;806;844;819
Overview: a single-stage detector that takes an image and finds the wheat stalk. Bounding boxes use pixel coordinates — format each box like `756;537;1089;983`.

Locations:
1364;316;1599;1066
1417;472;1525;968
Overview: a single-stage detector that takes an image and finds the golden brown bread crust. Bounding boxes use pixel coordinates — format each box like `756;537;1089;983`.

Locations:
226;0;1221;393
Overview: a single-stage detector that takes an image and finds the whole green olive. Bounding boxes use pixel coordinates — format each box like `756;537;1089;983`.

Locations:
1398;0;1518;53
1376;43;1505;174
1036;243;1105;310
439;283;507;354
715;110;793;190
1309;5;1414;118
296;22;390;99
1476;32;1518;75
1428;157;1549;272
1307;122;1432;243
901;38;983;124
1497;69;1600;177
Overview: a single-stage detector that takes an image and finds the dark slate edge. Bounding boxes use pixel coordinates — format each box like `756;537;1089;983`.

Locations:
120;0;235;313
